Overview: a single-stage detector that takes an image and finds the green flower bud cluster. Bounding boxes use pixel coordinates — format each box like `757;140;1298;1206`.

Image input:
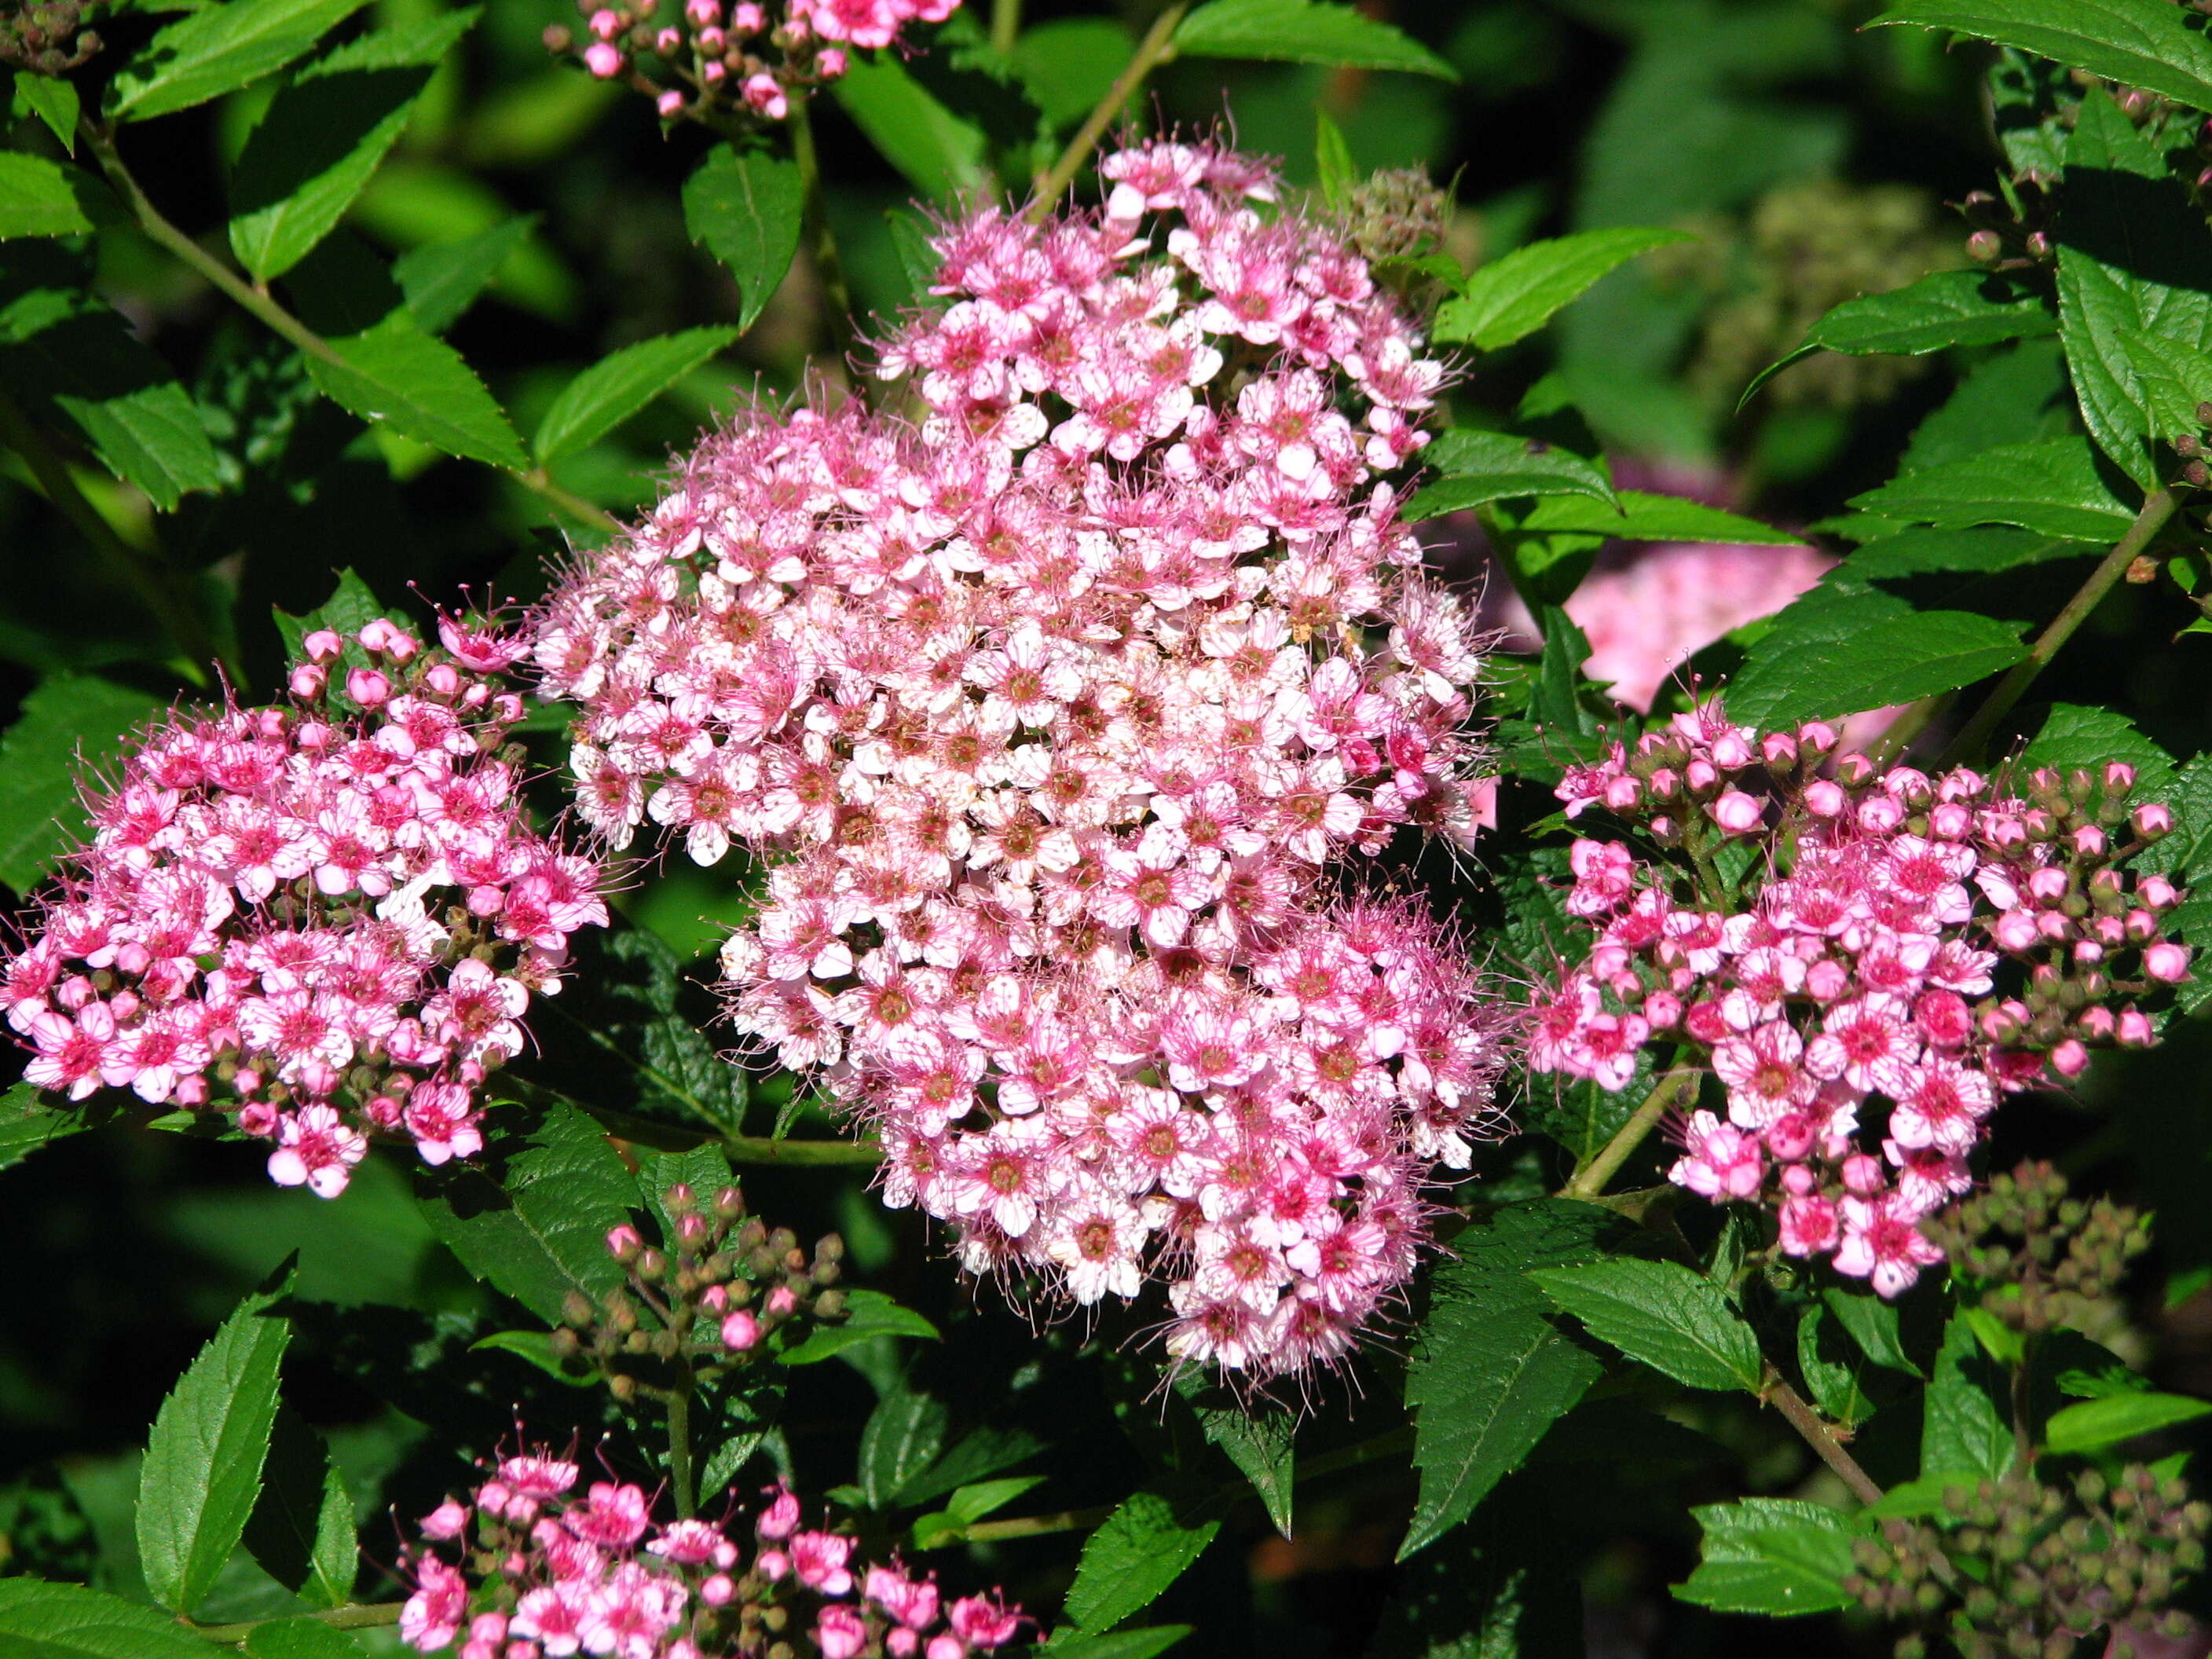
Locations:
1845;1468;2210;1659
1960;178;2056;275
1927;1160;2150;1341
0;0;99;75
1338;169;1452;267
551;1180;847;1401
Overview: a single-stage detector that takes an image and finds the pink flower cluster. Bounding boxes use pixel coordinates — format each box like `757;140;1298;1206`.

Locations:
536;137;1507;1378
551;0;957;124
401;1443;1024;1659
2;616;609;1196
1531;699;2189;1296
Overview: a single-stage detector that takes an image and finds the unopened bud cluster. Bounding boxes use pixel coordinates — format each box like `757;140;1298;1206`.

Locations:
1960;178;2056;273
543;0;956;124
1926;1159;2150;1341
1844;1468;2210;1659
1335;169;1453;269
552;1181;848;1397
0;0;99;74
1533;698;2188;1297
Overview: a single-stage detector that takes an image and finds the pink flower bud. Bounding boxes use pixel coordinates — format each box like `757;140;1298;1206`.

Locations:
1779;1160;1818;1196
721;1309;762;1350
425;662;462;696
2049;1038;2089;1079
701;1573;736;1606
2077;1005;2115;1040
588;7;623;38
584;40;624;75
1856;795;1903;833
1643;991;1682;1029
742;71;786;117
1708;790;1763;834
421;1500;471;1540
302;628;342;663
2105;761;2137;792
1805;959;1850;1002
817;46;848;76
2146;941;2193;983
1929;801;1972;840
289;665;327;699
1804;779;1846;818
657;87;684;115
1835;752;1873;786
655;26;681;50
2072;823;2108;858
2141;875;2181;910
686;0;720;21
1602;775;1642;811
731;0;763;26
1684;759;1719;794
1796;721;1837;755
2135;802;2174;839
2027;867;2069;903
606;1224;644;1263
2119;1008;2156;1046
697;24;724;49
1761;731;1798;767
1840;1154;1884;1196
346;668;390;707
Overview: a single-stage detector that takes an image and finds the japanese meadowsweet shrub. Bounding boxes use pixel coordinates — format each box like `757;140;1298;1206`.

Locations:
1532;699;2189;1295
0;616;610;1196
399;1440;1025;1658
535;136;1509;1378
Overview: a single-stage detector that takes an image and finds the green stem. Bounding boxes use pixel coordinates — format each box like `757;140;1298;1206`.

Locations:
2010;1334;2036;1475
1763;1368;1884;1507
786;103;858;388
0;386;222;686
80;118;624;537
961;1503;1113;1544
1024;2;1188;222
668;1372;697;1519
188;1603;405;1644
990;0;1021;56
1941;485;2180;765
721;1132;882;1166
1560;1068;1697;1203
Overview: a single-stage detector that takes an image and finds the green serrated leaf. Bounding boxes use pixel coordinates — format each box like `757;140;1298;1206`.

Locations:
0;150;93;239
412;1102;636;1324
681;148;802;331
1822;1287;1923;1378
241;1407;356;1609
1741;269;2056;405
776;1287;939;1364
394;216;537;334
107;0;373;122
1675;1498;1860;1617
891;1423;1042;1510
2137;753;2212;882
1796;1305;1874;1429
1404;429;1615;518
1401;1201;1613;1559
1868;0;2212;115
2019;703;2177;798
1849;434;2138;541
534;327;738;463
1313;108;1353;210
1434;228;1691;350
1064;1491;1219;1633
1513;489;1800;546
1174;0;1458;80
1723;584;2028;727
1041;1628;1191;1659
1371;1475;1583;1657
859;1390;950;1511
1174;1372;1294;1540
468;1328;593;1385
241;1617;369;1658
270;566;384;668
227;9;478;281
0;1082;88;1174
833;56;987;202
137;1262;297;1614
1530;1258;1763;1393
0;673;164;894
1924;1313;2013;1481
2045;1392;2212;1455
13;71;80;152
2056;91;2212;489
0;1577;216;1658
1901;338;2071;475
1845;526;2095;580
305;312;525;471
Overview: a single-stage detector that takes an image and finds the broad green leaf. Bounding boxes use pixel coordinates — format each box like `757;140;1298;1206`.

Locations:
2056;91;2212;488
1404;429;1615;518
1675;1498;1859;1617
0;151;92;239
859;1390;950;1510
2019;703;2177;800
1434;229;1691;350
2137;753;2212;881
14;71;80;152
1742;269;2056;404
1514;489;1800;546
1845;526;2095;580
1401;1201;1612;1558
833;56;987;202
394;216;537;334
305;313;526;471
1174;0;1458;80
1041;1629;1192;1659
1724;586;2028;727
0;270;226;509
1900;337;2071;474
1822;1287;1923;1378
1369;1477;1583;1658
913;1474;1048;1544
2045;1391;2212;1455
1529;1258;1763;1393
1063;1491;1219;1633
412;1102;636;1324
469;1328;592;1384
534;327;738;463
107;0;372;122
1849;435;2138;542
777;1287;939;1364
0;673;164;894
1796;1305;1873;1429
1923;1313;2013;1481
228;9;478;281
681;148;803;332
888;1423;1043;1511
242;1618;370;1659
0;1578;214;1659
1313;109;1354;210
0;1082;88;1174
1010;18;1133;128
240;1406;357;1608
137;1264;296;1614
1174;1373;1294;1540
271;566;385;672
1868;0;2212;115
